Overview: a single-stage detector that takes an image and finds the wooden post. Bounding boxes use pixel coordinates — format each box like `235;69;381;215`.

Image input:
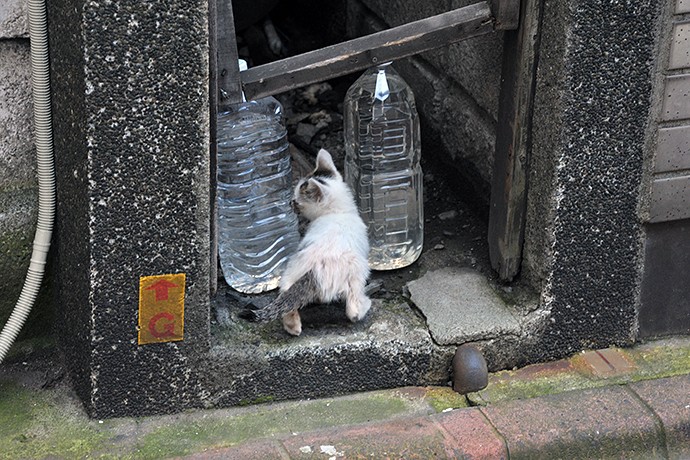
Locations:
211;0;243;294
488;0;542;281
216;0;242;107
490;0;521;29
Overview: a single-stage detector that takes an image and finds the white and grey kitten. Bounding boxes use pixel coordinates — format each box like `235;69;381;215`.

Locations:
241;148;371;336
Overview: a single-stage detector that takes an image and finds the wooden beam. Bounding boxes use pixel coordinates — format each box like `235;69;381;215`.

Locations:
488;0;542;281
241;1;494;100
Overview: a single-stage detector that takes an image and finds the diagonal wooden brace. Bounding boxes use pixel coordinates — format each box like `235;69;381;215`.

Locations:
238;1;519;100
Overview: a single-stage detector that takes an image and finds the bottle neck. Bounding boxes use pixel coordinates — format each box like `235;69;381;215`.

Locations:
374;65;390;102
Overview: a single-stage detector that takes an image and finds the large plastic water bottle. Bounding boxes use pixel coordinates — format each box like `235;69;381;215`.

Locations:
344;62;423;270
217;60;299;293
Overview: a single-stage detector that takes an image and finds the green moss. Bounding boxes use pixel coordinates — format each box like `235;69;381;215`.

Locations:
0;380;109;460
627;342;690;381
424;386;470;412
237;395;276;406
137;393;412;459
468;367;596;405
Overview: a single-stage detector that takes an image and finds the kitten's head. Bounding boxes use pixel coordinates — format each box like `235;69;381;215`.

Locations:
293;149;356;221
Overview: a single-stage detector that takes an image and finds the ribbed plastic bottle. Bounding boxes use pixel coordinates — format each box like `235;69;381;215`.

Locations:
344;62;423;270
217;60;300;293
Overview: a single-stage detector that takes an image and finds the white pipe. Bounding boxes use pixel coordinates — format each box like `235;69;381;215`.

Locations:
0;0;55;363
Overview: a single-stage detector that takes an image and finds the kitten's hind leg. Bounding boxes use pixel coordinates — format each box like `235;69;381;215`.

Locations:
282;309;302;336
345;275;372;322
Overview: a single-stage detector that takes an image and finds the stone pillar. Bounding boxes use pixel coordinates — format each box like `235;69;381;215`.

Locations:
523;0;663;357
48;0;211;417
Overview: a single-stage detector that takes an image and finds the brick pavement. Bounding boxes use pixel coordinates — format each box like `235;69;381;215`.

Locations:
187;373;689;459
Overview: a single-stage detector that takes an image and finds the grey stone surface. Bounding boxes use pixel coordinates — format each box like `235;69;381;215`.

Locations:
678;0;690;14
655;125;690;173
0;40;33;189
650;174;690;222
669;21;690;70
205;298;453;408
49;0;212;417
406;267;520;345
0;0;27;39
0;39;36;324
661;74;690;121
523;0;661;357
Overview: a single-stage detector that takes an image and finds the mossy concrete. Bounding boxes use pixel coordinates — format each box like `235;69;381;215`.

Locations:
0;336;687;458
422;386;471;412
468;337;690;405
0;359;434;460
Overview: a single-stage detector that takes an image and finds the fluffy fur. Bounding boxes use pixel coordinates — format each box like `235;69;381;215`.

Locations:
241;149;371;336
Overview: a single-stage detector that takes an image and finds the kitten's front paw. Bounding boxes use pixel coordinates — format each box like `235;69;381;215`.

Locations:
346;296;372;322
282;310;302;336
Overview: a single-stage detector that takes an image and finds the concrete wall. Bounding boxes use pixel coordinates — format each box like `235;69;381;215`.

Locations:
0;0;44;334
346;0;504;201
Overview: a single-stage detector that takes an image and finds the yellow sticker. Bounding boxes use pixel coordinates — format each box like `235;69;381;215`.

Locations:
138;273;186;345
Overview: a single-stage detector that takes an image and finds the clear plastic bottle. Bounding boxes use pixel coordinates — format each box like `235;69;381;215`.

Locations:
344;62;423;270
217;61;299;293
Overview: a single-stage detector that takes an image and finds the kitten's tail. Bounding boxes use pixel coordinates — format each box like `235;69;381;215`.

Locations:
239;271;320;322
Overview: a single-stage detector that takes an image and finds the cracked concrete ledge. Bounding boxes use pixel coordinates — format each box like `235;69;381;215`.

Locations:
204;294;455;408
203;264;549;413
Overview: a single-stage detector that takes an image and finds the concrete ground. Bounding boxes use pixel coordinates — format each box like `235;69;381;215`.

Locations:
1;335;688;459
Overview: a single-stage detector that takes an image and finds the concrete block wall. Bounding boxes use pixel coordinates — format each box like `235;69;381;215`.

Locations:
638;0;690;337
0;0;41;331
648;2;690;223
346;0;504;201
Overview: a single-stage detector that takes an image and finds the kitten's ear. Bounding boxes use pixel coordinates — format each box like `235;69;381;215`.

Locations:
304;179;324;201
315;149;339;178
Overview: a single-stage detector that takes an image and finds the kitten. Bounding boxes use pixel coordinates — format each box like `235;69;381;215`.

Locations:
240;148;371;335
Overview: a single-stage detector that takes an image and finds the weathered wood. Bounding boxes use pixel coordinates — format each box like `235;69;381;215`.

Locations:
212;0;242;293
488;0;542;281
241;2;494;100
490;0;521;29
217;0;242;107
209;0;218;295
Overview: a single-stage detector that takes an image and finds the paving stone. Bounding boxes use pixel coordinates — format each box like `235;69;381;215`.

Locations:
629;374;690;460
434;408;508;459
406;267;521;345
183;440;289;460
578;348;636;378
282;416;451;459
481;386;666;459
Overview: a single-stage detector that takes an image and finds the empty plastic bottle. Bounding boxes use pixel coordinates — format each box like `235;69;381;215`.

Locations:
344;62;423;270
217;60;299;293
